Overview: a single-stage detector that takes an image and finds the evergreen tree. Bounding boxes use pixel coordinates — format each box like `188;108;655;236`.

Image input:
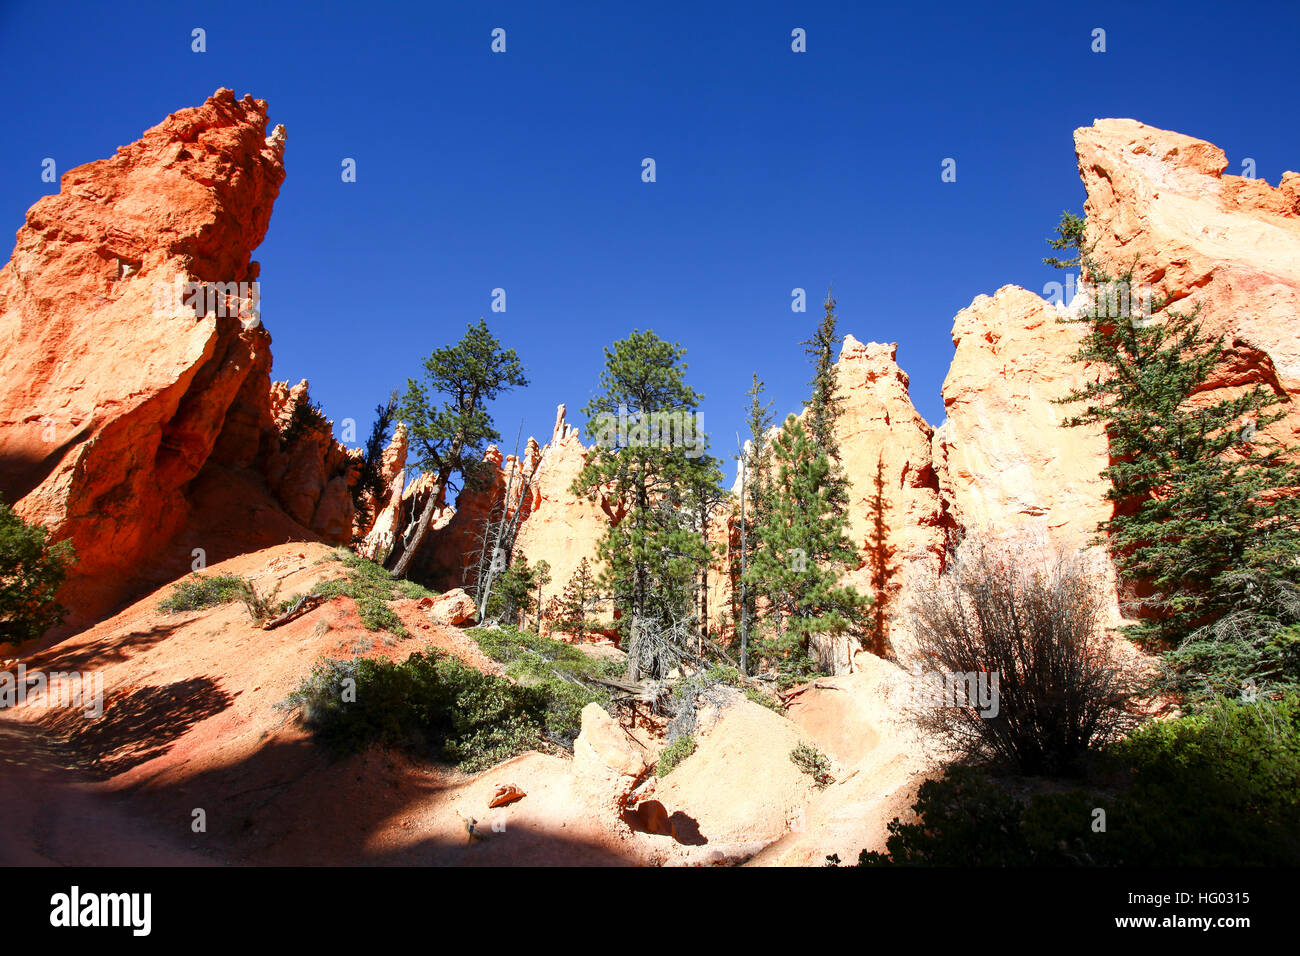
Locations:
487;553;539;627
737;373;775;671
389;319;528;578
531;559;551;632
551;557;602;643
686;450;726;644
571;330;716;679
864;454;898;655
352;390;398;534
800;288;849;510
0;498;75;645
803;291;841;447
1043;210;1088;271
1050;212;1300;695
743;416;869;683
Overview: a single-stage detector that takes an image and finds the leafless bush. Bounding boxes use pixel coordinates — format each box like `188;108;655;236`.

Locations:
907;534;1140;776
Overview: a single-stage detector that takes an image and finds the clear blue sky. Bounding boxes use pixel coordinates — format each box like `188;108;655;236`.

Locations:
2;1;1298;483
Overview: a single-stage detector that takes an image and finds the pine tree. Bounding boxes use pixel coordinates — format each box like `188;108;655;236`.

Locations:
487;553;539;627
743;415;869;684
1043;210;1087;270
551;557;601;643
800;288;849;510
1050;212;1300;695
685;452;726;646
352;390;398;535
737;373;775;672
389;319;528;578
571;330;716;679
531;559;551;632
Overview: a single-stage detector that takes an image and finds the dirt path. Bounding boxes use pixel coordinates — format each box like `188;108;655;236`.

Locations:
0;720;211;866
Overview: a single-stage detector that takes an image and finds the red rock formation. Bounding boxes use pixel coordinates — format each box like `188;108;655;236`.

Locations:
357;423;408;561
0;90;392;628
513;406;616;609
934;285;1111;549
1075;118;1300;451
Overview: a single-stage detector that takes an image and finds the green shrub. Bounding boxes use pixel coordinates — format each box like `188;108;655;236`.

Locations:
744;687;784;713
282;650;546;772
472;626;620;746
0;498;74;644
309;550;435;637
790;742;835;788
160;572;282;624
774;652;824;691
657;735;696;776
861;695;1300;866
705;664;744;686
159;574;252;614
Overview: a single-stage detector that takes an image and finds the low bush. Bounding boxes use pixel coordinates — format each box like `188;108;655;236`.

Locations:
860;694;1300;866
0;498;74;644
282;650;546;772
308;550;436;637
472;626;620;747
790;742;835;789
908;534;1140;776
159;574;254;614
657;735;696;776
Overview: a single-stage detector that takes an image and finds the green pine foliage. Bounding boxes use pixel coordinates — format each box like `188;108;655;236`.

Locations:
736;373;776;669
280;396;330;450
740;295;870;682
390;319;528;578
571;329;720;679
398;318;529;497
0;498;74;644
743;415;870;683
550;557;602;643
485;554;541;626
1043;210;1087;270
351;391;398;532
1049;211;1300;697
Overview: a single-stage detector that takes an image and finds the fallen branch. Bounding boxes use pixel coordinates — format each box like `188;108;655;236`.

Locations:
777;680;842;707
261;593;326;630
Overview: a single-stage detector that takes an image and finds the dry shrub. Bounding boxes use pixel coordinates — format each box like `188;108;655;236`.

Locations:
908;534;1140;776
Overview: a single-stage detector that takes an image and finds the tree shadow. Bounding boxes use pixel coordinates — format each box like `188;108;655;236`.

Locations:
36;677;236;777
31;618;191;672
864;454;899;657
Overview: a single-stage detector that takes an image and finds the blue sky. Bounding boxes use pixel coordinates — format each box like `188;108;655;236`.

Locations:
2;0;1298;483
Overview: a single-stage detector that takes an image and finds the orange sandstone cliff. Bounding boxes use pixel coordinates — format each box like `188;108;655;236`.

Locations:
0;90;396;626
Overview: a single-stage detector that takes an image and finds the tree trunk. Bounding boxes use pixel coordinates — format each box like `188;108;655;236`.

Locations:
387;439;460;574
390;483;439;579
